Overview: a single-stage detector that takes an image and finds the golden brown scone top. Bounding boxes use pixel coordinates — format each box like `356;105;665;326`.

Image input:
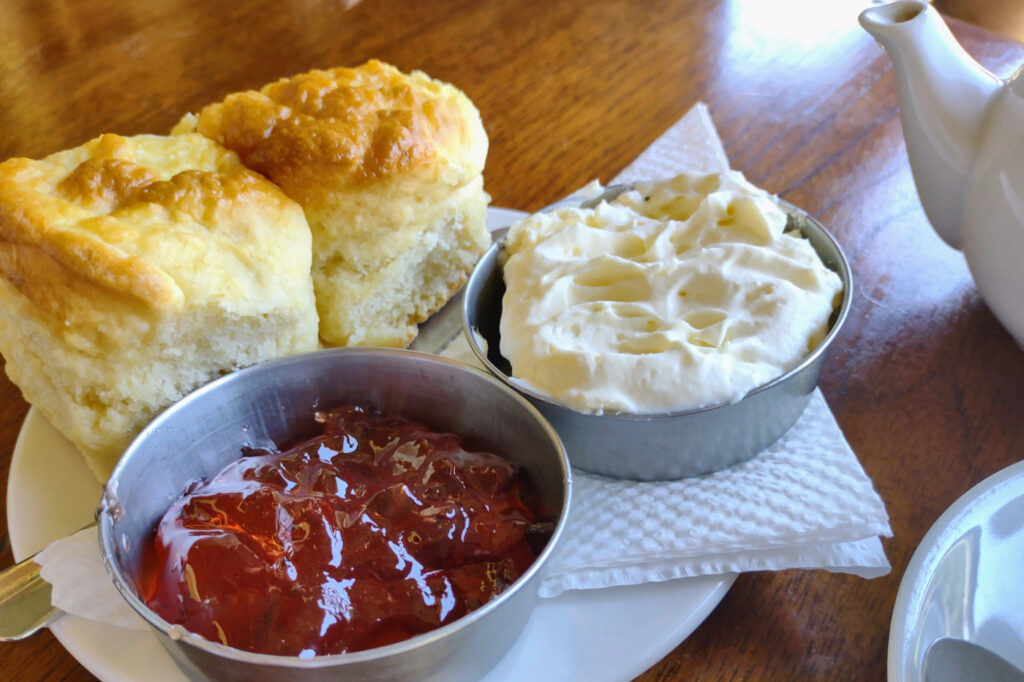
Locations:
173;60;488;202
0;133;309;336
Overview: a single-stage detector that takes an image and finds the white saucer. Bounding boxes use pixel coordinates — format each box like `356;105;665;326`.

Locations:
5;206;735;682
888;459;1024;681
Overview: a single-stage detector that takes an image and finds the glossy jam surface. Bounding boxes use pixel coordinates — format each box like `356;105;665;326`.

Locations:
138;405;548;657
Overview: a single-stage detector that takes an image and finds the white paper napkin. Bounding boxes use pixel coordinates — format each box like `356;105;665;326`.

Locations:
37;526;148;631
444;102;891;597
538;390;890;596
35;103;890;628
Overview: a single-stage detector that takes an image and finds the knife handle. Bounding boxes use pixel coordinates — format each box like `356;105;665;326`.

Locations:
0;551;61;641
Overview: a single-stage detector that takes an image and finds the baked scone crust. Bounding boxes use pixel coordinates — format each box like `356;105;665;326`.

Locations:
173;60;487;202
0;133;320;480
176;60;491;347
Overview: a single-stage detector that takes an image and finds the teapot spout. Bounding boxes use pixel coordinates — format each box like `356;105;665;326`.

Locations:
859;1;1001;249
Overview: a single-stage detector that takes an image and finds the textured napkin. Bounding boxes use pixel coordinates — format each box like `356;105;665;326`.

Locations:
35;103;891;627
537;391;891;596
37;526;148;631
444;102;891;597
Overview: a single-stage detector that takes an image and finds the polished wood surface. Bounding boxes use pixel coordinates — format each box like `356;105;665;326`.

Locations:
2;1;1023;680
934;0;1024;41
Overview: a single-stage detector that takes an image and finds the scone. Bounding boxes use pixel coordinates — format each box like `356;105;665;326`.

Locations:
0;133;320;481
173;59;490;347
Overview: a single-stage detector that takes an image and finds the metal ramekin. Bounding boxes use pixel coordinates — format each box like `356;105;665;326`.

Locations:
462;188;852;481
97;348;571;682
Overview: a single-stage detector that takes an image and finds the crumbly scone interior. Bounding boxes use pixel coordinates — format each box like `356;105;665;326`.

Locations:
308;178;489;346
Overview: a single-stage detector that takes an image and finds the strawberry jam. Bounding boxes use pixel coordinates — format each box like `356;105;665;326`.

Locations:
138;404;549;657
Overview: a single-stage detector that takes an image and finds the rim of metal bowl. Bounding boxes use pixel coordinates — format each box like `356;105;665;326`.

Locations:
97;347;573;669
462;185;853;422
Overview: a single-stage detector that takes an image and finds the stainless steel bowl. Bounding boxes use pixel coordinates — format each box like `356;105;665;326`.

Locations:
97;348;572;682
462;189;852;481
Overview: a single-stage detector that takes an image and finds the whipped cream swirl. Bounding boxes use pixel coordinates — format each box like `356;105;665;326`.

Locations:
499;171;843;414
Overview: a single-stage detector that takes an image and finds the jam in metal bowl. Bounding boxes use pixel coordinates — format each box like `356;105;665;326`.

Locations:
98;348;571;682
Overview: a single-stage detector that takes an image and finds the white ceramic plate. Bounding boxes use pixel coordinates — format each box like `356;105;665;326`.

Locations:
5;206;734;682
888;459;1024;681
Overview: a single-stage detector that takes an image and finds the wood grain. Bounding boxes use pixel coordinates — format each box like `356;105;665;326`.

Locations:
934;0;1024;41
2;0;1023;680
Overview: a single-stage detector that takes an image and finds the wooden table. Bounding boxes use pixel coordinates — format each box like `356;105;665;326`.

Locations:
2;0;1022;679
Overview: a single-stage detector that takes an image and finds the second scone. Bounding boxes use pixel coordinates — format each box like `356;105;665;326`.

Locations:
175;60;491;347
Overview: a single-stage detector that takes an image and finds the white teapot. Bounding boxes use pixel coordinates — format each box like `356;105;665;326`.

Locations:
859;1;1024;347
